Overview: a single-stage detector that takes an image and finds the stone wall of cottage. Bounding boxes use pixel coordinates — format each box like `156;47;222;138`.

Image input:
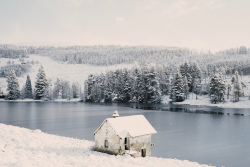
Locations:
94;121;123;155
129;134;152;157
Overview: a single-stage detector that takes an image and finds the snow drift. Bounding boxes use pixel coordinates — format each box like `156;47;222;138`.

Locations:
0;124;213;167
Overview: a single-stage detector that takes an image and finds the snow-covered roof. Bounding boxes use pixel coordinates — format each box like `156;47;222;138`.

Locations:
94;115;157;138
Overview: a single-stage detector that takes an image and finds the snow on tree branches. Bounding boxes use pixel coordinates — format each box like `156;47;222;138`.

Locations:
231;71;244;102
35;65;48;100
5;70;20;100
209;73;226;103
24;75;33;99
170;70;184;102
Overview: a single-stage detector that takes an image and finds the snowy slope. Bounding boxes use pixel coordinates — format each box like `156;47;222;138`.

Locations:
0;54;133;94
0;124;213;167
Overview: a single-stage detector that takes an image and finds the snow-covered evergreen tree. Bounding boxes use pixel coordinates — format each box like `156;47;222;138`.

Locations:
104;82;112;102
146;64;161;103
183;76;189;99
24;75;32;99
170;70;184;102
190;61;201;92
180;60;192;92
5;70;20;100
72;82;79;98
122;68;131;102
232;71;243;102
130;62;141;102
193;77;201;99
86;74;95;102
35;65;48;100
209;73;226;103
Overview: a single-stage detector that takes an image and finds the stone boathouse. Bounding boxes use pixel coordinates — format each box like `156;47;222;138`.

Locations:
93;111;157;157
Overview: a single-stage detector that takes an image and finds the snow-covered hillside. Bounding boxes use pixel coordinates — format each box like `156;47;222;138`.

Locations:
0;54;133;94
0;124;213;167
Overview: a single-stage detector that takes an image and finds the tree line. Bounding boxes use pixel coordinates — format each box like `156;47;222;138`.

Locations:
5;65;82;101
4;61;246;104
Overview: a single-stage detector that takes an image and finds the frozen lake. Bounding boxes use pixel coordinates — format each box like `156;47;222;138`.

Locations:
0;101;250;167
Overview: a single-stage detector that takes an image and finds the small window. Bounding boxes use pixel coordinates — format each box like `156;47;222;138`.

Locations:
124;137;129;150
105;140;108;148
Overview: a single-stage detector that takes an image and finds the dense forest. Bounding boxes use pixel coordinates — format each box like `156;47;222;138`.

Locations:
1;44;249;104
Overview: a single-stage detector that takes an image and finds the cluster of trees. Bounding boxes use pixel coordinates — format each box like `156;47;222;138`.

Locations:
169;61;202;102
83;61;204;103
84;59;247;104
5;65;82;101
0;44;29;58
5;66;48;100
208;70;245;103
4;62;247;104
1;64;32;77
84;62;164;103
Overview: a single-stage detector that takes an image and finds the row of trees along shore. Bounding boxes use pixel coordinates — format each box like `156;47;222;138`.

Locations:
5;65;82;100
4;61;245;103
84;60;245;103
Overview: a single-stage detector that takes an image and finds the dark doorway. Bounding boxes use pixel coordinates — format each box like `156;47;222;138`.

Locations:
141;149;146;157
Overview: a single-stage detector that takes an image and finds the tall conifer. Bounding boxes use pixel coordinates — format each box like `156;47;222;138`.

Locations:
6;70;20;100
24;75;33;99
35;65;48;100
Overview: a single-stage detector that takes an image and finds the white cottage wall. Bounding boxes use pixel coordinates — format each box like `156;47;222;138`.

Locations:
129;134;152;157
94;121;123;155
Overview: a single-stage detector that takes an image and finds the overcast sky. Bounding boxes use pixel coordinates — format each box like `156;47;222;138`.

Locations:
0;0;249;51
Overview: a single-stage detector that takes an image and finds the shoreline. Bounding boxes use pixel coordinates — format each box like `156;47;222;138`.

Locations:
0;123;213;167
1;98;250;109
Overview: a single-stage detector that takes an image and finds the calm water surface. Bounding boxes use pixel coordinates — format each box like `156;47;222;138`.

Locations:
0;101;250;167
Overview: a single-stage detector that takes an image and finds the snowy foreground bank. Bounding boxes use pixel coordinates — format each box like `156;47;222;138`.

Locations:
0;124;212;167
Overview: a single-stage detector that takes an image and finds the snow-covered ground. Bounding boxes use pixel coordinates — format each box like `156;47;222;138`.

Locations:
0;54;133;94
0;124;213;167
162;93;250;108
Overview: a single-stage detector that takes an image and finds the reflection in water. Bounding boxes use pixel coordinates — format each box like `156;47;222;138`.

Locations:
0;101;250;167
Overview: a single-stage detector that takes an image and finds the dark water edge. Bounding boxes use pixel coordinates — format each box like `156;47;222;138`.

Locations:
88;102;250;117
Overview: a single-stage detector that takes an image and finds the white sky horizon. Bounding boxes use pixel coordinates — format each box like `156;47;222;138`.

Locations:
0;0;249;52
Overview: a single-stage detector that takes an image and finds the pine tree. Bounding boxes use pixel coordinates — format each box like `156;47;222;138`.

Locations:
104;82;112;102
131;61;141;102
24;75;32;99
170;70;184;102
209;73;226;103
193;77;201;100
5;70;20;100
35;65;48;100
189;61;201;92
146;64;161;103
86;74;95;102
122;68;131;102
183;76;189;99
232;71;243;102
72;82;79;98
137;74;146;103
179;60;192;92
116;70;124;102
159;64;170;95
